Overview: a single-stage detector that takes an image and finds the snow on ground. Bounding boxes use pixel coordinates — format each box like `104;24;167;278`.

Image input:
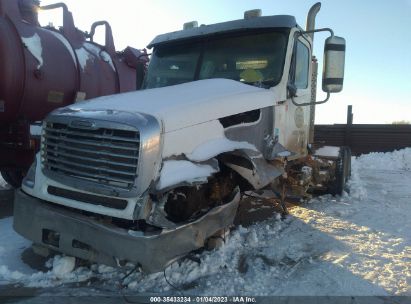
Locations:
0;149;410;296
0;218;32;279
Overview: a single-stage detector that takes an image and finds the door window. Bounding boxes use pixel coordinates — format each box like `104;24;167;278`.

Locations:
294;40;310;89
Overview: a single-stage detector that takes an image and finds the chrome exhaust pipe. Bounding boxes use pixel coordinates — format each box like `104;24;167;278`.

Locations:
306;2;321;41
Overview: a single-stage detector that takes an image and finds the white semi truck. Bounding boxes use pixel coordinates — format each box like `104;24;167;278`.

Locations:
14;3;349;273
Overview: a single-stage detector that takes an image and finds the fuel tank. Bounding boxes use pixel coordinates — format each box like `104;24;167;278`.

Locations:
0;0;148;125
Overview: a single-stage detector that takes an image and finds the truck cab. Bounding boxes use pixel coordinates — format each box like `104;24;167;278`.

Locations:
145;14;313;159
14;3;347;273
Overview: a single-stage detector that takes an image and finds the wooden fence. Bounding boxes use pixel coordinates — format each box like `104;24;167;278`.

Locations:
314;124;411;156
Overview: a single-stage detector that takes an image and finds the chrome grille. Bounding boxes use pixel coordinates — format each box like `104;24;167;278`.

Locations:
42;122;140;189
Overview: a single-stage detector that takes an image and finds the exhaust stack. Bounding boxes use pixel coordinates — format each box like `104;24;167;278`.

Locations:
306;2;321;42
306;2;321;144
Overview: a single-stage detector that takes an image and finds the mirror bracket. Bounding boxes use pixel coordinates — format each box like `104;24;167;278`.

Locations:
290;92;330;107
288;82;330;107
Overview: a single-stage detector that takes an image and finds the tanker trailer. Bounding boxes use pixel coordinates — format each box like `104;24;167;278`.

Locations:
0;0;148;187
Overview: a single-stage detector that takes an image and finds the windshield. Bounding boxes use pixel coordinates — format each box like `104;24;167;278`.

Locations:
142;30;289;89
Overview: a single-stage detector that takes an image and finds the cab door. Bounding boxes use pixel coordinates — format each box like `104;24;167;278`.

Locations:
283;36;312;158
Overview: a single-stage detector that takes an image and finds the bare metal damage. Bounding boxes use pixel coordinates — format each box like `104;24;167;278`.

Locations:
220;150;284;190
13;188;240;273
154;107;287;195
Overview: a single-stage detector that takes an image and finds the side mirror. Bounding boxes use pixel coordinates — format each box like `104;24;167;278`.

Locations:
323;36;346;93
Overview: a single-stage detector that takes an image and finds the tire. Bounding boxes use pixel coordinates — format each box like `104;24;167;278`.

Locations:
1;170;24;188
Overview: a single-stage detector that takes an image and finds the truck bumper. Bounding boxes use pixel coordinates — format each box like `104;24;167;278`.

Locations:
13;189;240;273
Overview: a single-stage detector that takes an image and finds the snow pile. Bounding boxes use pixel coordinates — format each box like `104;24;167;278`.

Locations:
124;220;286;295
347;156;368;201
0;254;93;288
0;265;25;282
52;256;76;279
355;148;411;171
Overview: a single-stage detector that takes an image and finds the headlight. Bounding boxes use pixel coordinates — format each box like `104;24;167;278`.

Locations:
23;158;37;188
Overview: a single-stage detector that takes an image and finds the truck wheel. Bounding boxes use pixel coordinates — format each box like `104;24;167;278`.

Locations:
329;147;350;196
1;170;24;188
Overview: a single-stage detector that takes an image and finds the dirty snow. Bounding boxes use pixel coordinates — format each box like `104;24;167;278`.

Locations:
157;160;218;190
0;148;410;296
354;148;411;171
21;33;43;69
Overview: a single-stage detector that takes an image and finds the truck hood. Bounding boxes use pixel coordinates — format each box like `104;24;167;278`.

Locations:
68;79;275;133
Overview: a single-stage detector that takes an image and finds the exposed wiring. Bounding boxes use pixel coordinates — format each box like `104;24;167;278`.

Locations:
115;264;145;304
185;253;202;264
120;264;140;287
163;263;184;297
119;261;187;301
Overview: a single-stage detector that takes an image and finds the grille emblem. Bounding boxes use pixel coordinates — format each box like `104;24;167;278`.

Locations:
70;120;95;128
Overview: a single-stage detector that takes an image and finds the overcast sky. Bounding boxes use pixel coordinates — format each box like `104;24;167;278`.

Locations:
39;0;411;124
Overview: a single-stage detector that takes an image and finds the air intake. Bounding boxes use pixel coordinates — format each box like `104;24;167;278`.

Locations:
183;21;198;30
244;9;262;19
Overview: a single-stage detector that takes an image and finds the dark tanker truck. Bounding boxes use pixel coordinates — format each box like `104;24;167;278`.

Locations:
0;0;147;186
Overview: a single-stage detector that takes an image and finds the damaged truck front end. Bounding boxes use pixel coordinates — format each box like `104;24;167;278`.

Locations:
14;78;283;272
14;103;246;272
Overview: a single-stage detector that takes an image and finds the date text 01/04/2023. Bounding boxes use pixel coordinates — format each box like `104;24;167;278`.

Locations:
149;296;257;303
